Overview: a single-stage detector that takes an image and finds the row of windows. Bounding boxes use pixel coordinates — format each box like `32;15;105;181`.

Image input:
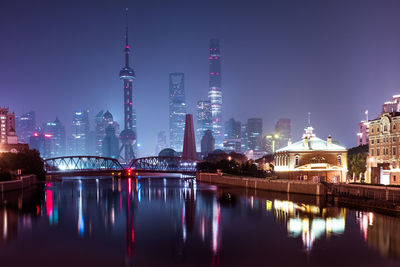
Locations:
275;155;342;166
371;123;399;133
371;136;398;144
371;147;397;156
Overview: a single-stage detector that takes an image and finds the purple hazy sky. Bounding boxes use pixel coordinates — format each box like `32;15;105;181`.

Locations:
1;0;400;156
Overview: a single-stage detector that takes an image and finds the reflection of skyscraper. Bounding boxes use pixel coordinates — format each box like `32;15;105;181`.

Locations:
208;39;223;148
16;111;36;144
169;72;186;151
247;118;263;151
71;110;89;155
196;100;212;150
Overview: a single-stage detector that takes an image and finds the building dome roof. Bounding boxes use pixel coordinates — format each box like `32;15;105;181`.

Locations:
276;136;346;152
158;148;178;157
102;110;113;120
212;149;227;155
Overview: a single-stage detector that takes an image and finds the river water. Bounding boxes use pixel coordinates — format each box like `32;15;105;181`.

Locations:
0;176;399;267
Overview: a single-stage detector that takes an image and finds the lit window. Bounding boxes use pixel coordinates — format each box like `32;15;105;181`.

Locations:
377;149;380;156
393;147;397;156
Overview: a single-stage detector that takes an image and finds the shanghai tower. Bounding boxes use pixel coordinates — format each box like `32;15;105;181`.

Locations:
119;9;136;163
208;39;223;148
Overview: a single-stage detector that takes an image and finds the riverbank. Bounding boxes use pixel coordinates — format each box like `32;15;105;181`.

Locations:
197;173;400;214
0;175;38;193
197;173;326;196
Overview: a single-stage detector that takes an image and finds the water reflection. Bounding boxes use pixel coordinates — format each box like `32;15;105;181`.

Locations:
273;199;345;251
0;177;400;266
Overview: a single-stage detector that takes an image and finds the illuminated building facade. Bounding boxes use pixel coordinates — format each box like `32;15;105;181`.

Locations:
196;100;212;150
70;110;90;156
247;118;263;152
95;110;120;156
42;118;66;158
382;94;400;113
274;126;347;182
208;39;223;148
169;72;186;152
223;118;241;153
16;111;36;144
119;11;137;162
0;107;16;144
368;112;400;185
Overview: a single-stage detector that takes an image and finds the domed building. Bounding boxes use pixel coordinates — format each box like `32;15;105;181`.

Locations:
158;148;178;157
274;125;347;183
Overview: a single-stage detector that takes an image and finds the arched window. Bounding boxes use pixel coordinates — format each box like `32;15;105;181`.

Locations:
337;155;342;166
295;155;300;166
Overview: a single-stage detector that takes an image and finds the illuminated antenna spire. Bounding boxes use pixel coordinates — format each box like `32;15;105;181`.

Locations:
307;112;311;125
125;8;129;47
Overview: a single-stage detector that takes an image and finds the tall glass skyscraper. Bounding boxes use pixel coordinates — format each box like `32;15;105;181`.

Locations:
196;100;212;151
16;111;36;144
169;72;186;151
208;39;223;148
247;118;263;151
42;117;66;158
70;110;90;155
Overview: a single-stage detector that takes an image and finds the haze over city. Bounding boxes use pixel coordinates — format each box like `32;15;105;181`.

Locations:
2;0;400;156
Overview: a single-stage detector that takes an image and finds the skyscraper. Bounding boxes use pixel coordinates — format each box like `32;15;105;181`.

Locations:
42;117;66;157
169;72;186;151
94;110;120;156
102;126;119;159
275;118;291;150
155;130;167;155
182;114;197;159
119;9;136;162
223;118;241;153
247;118;263;151
70;110;89;155
201;130;215;156
196;100;212;150
0;107;16;144
16;111;36;144
208;39;223;148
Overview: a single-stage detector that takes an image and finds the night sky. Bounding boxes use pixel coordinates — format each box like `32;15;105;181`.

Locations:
1;0;400;156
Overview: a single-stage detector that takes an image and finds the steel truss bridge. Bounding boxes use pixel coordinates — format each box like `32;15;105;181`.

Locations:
44;156;197;175
44;156;124;174
129;156;197;174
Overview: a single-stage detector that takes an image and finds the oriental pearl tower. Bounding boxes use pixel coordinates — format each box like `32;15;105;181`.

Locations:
119;9;136;163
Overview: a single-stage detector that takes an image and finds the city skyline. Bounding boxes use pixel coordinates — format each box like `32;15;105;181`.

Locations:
2;0;400;156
